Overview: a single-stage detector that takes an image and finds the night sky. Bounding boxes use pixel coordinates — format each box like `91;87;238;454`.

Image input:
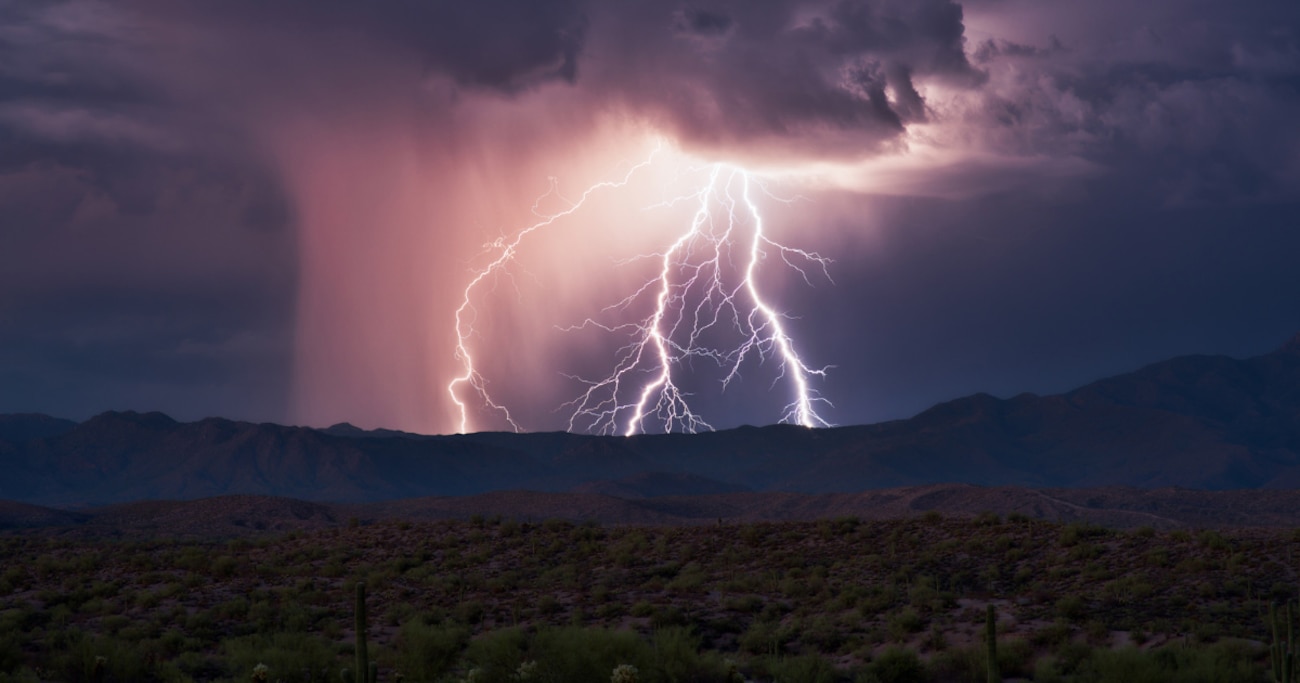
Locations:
1;0;1298;434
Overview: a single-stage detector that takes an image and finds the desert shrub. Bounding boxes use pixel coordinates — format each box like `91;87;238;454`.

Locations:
249;599;280;633
0;610;45;641
817;516;860;540
864;647;924;683
1059;522;1110;547
462;627;528;682
527;627;653;683
723;595;764;613
887;607;923;641
597;603;627;620
923;624;948;652
998;638;1034;678
455;600;487;625
211;554;238;578
1144;546;1175;567
1056;594;1087;622
1197;530;1229;551
1071;641;1260;683
666;565;706;593
281;602;316;633
650;606;688;630
758;601;791;623
801;615;846;652
738;621;784;656
927;645;984;683
908;580;941;613
46;632;162;683
1033;655;1064;683
394;619;470;681
974;511;1002;527
220;632;339;683
1269;582;1297;602
535;595;562;618
0;633;22;674
762;654;836;683
858;586;899;615
540;518;571;534
1084;619;1111;646
0;566;26;594
1055;641;1095;674
652;627;729;682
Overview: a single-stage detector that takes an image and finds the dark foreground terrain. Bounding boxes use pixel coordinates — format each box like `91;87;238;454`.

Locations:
1;513;1297;682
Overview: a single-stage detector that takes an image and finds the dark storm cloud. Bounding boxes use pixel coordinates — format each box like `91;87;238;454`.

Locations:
0;0;297;421
583;0;980;157
141;0;589;92
136;0;979;158
0;148;298;421
953;0;1300;203
673;9;733;37
0;0;1298;430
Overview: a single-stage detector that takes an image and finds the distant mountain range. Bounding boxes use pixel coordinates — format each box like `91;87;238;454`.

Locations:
2;335;1298;508
8;486;1300;536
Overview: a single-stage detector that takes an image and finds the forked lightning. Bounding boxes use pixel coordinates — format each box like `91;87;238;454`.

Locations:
448;145;832;435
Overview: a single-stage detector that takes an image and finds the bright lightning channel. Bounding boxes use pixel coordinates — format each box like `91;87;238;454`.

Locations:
447;146;663;434
449;145;833;435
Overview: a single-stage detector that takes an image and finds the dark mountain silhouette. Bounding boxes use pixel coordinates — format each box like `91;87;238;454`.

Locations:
2;335;1299;507
570;471;751;498
0;413;77;442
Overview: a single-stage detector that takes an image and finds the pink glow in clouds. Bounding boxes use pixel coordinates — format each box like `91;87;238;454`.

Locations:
271;98;676;433
225;10;986;433
61;0;988;433
278;101;850;434
48;0;1287;432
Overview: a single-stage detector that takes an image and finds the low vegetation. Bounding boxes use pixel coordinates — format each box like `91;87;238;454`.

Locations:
1;513;1298;681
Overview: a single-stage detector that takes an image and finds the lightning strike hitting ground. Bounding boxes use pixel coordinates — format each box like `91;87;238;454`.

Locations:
449;147;833;435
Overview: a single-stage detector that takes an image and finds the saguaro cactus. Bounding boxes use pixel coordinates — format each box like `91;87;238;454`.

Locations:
1272;601;1297;683
986;604;1001;683
1288;601;1296;683
356;583;370;683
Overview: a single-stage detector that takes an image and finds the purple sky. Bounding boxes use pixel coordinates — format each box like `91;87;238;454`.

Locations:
1;0;1298;433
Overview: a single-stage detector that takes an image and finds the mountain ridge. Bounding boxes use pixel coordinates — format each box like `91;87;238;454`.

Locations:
3;336;1299;507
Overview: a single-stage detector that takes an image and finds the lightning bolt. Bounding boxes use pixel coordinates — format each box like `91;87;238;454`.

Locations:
448;145;663;434
564;163;833;435
449;142;833;435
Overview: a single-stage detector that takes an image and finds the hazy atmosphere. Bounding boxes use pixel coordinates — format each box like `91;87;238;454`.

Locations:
2;0;1298;434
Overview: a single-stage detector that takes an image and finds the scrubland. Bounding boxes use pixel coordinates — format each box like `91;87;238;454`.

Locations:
1;513;1297;682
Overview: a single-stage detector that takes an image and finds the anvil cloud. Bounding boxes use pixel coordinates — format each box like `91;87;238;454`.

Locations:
1;0;1298;433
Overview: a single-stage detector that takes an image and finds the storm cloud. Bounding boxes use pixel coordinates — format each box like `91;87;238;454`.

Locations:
1;0;1297;431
